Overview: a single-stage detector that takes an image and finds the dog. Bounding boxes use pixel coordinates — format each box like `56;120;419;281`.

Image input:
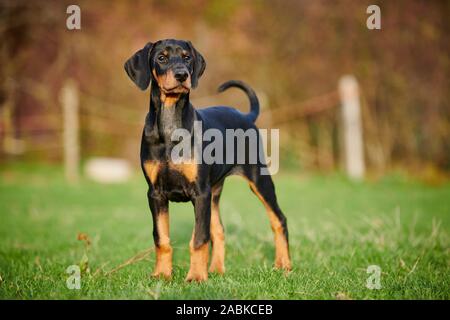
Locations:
124;39;291;282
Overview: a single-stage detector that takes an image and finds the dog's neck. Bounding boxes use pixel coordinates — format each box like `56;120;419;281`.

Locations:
145;84;195;145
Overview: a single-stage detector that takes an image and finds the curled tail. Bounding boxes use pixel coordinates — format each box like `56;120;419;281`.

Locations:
218;80;260;122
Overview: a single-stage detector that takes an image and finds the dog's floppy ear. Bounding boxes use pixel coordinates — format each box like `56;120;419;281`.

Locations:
187;41;206;88
124;42;154;90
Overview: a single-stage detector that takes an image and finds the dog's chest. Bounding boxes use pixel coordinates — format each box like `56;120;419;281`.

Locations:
143;159;198;201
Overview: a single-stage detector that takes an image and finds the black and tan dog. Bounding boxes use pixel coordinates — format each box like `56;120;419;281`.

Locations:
124;39;291;282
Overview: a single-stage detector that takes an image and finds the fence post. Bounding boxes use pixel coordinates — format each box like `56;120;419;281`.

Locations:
2;78;25;155
339;75;365;180
60;79;80;183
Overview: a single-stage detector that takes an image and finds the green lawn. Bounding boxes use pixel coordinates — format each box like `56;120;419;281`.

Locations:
0;164;449;299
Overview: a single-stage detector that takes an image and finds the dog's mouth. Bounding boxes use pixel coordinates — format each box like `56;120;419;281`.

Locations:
161;84;190;94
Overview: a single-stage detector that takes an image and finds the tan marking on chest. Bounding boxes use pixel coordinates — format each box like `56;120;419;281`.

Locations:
169;161;198;183
143;160;160;184
162;95;180;107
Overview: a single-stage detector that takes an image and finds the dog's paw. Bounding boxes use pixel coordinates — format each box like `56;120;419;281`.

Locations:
185;269;208;282
274;257;292;273
151;268;172;280
208;261;225;274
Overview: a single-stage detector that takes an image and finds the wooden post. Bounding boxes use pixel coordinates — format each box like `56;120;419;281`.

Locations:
60;79;80;183
2;78;25;155
339;75;365;180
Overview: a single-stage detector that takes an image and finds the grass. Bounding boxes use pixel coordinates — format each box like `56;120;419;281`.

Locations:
0;164;449;299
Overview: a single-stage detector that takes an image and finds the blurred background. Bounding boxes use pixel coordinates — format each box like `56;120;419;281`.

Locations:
1;0;449;182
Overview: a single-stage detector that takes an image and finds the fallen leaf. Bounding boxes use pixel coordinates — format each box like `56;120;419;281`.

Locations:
77;232;91;247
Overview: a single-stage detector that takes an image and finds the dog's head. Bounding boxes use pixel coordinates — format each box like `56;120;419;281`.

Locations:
124;39;206;94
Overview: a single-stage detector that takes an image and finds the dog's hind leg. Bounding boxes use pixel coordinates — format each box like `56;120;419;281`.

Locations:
245;171;291;271
209;181;226;274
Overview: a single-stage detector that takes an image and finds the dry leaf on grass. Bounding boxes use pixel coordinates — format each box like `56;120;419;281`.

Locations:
77;232;91;248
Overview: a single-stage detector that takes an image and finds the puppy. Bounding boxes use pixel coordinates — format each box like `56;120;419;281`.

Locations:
125;39;291;282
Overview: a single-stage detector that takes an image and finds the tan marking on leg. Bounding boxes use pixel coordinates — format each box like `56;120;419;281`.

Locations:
152;212;172;279
209;201;225;274
169;161;198;183
249;182;292;271
143;161;160;184
185;235;209;282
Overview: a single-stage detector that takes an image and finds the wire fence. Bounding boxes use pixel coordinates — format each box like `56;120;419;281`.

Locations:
0;75;366;180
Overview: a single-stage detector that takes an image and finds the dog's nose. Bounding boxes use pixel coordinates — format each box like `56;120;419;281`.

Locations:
174;70;188;82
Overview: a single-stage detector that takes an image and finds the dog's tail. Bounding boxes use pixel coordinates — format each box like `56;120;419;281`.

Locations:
218;80;260;122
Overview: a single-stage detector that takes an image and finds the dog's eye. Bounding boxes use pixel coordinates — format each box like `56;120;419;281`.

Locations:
157;55;168;64
183;55;191;62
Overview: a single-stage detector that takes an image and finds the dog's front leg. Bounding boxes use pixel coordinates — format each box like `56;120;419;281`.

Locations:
186;191;211;282
148;190;172;279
